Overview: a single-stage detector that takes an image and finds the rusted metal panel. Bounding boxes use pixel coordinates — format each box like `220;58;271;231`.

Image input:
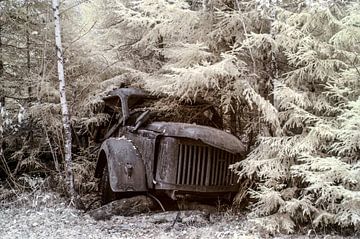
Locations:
99;138;147;192
176;144;183;184
120;129;159;189
155;181;239;193
155;137;178;185
145;122;246;154
103;88;151;125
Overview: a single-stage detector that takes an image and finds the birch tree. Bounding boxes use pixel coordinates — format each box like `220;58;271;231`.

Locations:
52;0;76;203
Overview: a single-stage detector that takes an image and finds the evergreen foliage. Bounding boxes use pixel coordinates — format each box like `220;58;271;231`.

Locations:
1;0;359;234
0;0;56;181
234;0;360;233
84;0;359;232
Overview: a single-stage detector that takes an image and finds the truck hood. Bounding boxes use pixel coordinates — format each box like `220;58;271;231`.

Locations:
145;122;246;154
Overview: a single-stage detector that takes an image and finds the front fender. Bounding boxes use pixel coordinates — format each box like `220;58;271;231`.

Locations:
94;137;147;192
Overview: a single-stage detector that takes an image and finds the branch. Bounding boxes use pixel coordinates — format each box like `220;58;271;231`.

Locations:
63;21;97;54
59;0;90;16
2;43;27;50
3;95;35;101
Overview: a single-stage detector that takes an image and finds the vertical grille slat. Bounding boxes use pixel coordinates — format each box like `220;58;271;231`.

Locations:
225;153;231;185
176;141;238;187
218;150;224;185
190;146;197;185
209;148;214;186
186;145;192;185
223;151;229;185
217;149;221;185
205;147;212;186
182;144;188;184
176;144;183;184
196;146;202;185
230;155;235;184
213;149;218;186
210;148;216;186
219;151;228;186
227;154;231;184
201;147;207;186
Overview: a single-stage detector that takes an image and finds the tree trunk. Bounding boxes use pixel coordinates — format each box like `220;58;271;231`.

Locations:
0;22;3;158
51;0;76;203
0;22;3;77
26;3;31;73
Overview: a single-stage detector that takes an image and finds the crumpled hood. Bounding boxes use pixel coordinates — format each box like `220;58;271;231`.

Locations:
145;122;246;154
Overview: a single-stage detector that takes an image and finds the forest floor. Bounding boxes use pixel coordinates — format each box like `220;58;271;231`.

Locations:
0;191;356;239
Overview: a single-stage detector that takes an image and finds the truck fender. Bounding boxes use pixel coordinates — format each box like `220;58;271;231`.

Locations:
94;137;147;192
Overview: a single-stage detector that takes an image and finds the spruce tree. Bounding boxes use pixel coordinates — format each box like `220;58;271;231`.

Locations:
235;0;360;232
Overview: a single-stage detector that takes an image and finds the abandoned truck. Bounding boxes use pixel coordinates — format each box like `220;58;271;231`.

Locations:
94;88;246;205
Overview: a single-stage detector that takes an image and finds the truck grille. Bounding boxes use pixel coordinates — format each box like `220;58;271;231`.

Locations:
175;143;237;186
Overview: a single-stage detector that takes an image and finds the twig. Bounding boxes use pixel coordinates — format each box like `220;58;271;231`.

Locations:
63;20;97;55
165;211;181;232
44;128;60;172
3;95;35;101
344;53;360;80
59;0;90;16
0;154;24;191
1;43;27;50
147;193;166;212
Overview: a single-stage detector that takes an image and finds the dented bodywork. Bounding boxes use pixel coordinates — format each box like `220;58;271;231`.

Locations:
145;122;245;154
95;88;246;203
98;138;147;192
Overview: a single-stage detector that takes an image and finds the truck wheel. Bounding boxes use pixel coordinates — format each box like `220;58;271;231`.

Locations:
99;165;118;205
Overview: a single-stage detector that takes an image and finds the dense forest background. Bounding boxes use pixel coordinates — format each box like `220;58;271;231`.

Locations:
1;0;359;235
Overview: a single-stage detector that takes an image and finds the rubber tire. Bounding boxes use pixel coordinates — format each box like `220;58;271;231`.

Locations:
99;165;119;205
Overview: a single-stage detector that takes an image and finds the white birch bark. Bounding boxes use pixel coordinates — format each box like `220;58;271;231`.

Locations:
52;0;75;201
0;100;4;158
